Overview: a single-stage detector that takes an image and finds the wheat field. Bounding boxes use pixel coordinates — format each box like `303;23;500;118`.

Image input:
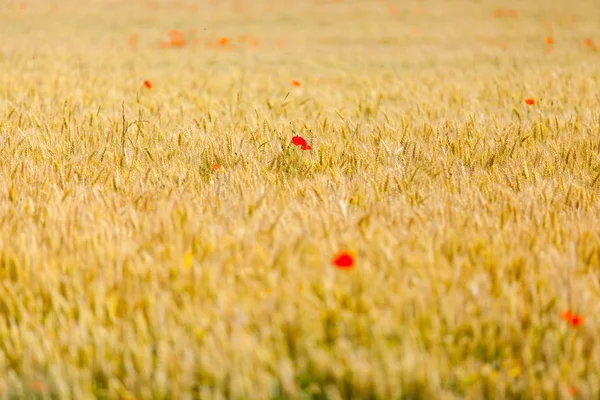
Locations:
1;0;600;398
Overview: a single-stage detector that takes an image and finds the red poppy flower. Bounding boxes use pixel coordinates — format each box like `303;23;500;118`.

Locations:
332;251;355;270
31;382;48;392
291;135;305;146
292;135;311;150
584;38;598;51
291;80;301;87
561;311;573;321
170;38;186;47
129;33;138;47
212;163;221;171
545;36;553;45
568;386;577;396
571;315;584;326
524;98;535;105
143;80;152;89
561;310;584;327
169;29;183;40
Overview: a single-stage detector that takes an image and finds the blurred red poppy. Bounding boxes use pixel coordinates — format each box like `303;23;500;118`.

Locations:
292;135;311;150
561;311;584;327
332;251;355;270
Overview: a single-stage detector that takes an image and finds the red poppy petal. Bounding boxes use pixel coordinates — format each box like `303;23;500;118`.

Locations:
292;135;307;147
570;315;584;326
332;252;355;269
561;311;573;321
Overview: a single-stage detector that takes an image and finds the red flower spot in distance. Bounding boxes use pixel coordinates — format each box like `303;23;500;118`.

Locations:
31;382;48;392
291;135;305;146
218;37;229;46
561;310;584;327
291;80;301;87
584;38;598;51
568;386;577;396
332;251;355;270
524;98;535;105
144;80;152;89
212;163;221;171
129;33;138;47
571;315;584;327
161;29;186;48
545;36;553;45
169;29;183;39
170;38;186;47
561;311;573;321
292;135;311;150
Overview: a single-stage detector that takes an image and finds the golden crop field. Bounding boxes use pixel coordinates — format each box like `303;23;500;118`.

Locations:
1;0;600;398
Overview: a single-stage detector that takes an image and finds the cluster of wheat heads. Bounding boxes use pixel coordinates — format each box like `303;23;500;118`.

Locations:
1;0;600;398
